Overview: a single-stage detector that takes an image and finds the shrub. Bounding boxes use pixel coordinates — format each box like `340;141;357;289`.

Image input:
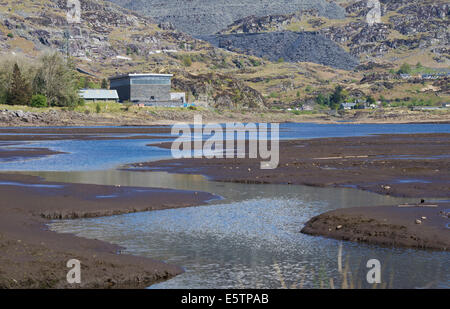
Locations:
397;63;411;74
269;92;280;98
366;96;376;105
95;103;101;113
183;56;192;67
30;94;47;107
101;78;109;89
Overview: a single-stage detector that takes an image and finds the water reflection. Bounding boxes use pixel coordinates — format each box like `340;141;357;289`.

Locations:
43;170;449;289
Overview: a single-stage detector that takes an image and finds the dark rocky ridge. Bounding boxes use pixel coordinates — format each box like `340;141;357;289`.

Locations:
199;32;359;70
106;0;346;35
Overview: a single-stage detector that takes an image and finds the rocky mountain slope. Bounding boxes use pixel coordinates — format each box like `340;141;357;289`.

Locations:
217;0;449;66
0;0;448;111
200;32;359;70
106;0;346;35
0;0;268;109
0;0;198;65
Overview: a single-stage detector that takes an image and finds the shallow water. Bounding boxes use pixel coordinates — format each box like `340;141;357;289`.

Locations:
1;122;450;171
45;170;449;289
2;123;450;289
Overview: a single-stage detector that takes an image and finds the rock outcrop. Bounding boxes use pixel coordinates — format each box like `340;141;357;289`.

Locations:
106;0;346;35
0;0;197;63
322;0;449;59
172;72;267;109
199;32;359;71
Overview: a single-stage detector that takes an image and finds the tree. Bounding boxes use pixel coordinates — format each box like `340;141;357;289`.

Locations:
315;93;328;106
101;78;108;89
7;63;31;106
32;53;78;107
329;85;346;109
367;95;376;105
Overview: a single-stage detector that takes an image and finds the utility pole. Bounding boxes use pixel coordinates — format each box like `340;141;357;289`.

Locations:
64;29;70;62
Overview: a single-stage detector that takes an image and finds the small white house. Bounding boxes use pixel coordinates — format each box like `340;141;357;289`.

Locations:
340;102;357;110
170;92;186;104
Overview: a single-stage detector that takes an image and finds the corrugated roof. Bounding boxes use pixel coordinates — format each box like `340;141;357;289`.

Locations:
109;73;173;80
79;89;119;100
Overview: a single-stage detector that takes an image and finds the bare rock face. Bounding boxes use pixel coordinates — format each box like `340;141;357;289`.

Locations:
1;0;197;63
320;0;449;58
172;72;267;109
218;14;298;35
106;0;346;35
199;32;359;71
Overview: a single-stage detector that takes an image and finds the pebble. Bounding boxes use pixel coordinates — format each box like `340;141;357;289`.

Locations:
415;219;422;224
336;225;343;230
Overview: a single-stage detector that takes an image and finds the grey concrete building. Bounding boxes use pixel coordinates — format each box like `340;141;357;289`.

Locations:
109;73;173;103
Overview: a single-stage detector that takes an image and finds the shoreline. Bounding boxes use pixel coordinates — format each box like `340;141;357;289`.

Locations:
1;118;450;128
129;133;450;250
0;108;449;127
0;173;217;288
301;203;450;251
1;127;449;288
131;133;450;198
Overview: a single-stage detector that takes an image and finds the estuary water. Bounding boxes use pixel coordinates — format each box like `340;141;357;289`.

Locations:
1;123;449;288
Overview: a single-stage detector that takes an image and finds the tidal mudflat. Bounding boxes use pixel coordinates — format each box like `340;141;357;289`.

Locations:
0;124;449;288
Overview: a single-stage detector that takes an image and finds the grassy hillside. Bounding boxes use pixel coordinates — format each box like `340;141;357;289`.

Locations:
0;0;448;112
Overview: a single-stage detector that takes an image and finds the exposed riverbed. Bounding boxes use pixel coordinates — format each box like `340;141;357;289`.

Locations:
1;123;449;288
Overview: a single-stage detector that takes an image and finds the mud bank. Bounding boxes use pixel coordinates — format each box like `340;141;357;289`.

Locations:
0;145;64;161
0;126;173;142
0;173;216;288
130;133;450;250
301;203;450;251
132;133;450;198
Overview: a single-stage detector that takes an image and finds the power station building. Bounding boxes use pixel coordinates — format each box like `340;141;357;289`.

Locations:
109;73;174;105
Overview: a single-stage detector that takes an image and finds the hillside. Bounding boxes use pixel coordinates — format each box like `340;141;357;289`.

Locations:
0;0;448;113
217;0;449;67
0;0;269;109
106;0;346;35
199;32;359;70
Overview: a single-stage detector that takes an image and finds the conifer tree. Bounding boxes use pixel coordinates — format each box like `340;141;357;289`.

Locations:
7;63;31;106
